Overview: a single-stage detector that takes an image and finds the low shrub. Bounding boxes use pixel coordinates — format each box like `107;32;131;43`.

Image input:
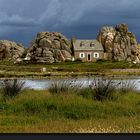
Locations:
48;79;83;95
89;78;118;101
96;59;111;63
74;58;83;63
0;79;25;98
118;80;137;94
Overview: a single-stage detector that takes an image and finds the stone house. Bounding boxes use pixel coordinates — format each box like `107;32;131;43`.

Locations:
72;39;104;62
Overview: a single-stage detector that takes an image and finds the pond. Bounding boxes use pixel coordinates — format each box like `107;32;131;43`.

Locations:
1;76;140;90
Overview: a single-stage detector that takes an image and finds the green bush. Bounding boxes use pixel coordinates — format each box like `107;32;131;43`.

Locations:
48;79;83;95
118;80;137;94
89;78;118;101
96;59;111;63
0;79;25;98
74;58;83;63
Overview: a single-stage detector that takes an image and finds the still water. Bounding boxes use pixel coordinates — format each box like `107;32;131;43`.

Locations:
4;76;140;90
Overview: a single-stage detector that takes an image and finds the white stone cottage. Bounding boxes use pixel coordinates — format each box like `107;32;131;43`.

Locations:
72;39;104;62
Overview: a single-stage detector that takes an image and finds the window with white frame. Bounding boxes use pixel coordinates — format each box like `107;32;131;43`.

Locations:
79;53;85;58
94;52;99;58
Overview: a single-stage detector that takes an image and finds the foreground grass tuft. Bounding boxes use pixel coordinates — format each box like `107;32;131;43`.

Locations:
48;79;82;95
89;78;118;101
0;79;25;98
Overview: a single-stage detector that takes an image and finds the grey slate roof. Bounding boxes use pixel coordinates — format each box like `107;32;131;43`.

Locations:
73;39;104;51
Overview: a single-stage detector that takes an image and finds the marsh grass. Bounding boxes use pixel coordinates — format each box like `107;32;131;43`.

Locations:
118;80;137;94
0;89;139;119
0;79;25;98
48;78;139;102
89;78;118;101
0;88;139;133
0;78;140;133
48;79;83;95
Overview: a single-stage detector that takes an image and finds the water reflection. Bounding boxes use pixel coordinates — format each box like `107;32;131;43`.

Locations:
9;77;140;90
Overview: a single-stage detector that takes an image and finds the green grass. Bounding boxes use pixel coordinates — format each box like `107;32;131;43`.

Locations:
0;60;138;72
1;60;140;78
0;89;140;133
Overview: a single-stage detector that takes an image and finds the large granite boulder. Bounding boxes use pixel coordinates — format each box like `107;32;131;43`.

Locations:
0;40;25;63
24;32;72;63
97;23;140;63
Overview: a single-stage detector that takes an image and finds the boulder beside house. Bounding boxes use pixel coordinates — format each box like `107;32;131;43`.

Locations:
72;39;104;62
97;23;140;63
0;40;25;63
23;32;72;63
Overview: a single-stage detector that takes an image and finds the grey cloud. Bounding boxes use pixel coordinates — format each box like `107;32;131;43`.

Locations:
0;0;140;46
0;13;38;27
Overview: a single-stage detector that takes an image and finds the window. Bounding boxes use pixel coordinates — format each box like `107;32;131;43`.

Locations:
72;57;75;62
90;42;95;47
79;53;85;58
80;41;85;47
94;53;99;58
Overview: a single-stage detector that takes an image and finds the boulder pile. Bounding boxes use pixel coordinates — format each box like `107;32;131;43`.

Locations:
0;40;25;63
97;23;140;63
1;23;140;64
24;32;72;63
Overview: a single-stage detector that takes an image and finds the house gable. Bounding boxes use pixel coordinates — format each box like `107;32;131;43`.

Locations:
72;39;104;62
73;39;104;51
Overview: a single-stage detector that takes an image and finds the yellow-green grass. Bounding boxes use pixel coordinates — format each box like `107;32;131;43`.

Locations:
0;116;139;133
0;60;139;72
0;90;140;133
1;60;140;78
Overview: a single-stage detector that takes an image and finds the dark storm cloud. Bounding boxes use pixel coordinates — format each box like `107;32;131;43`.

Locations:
0;0;140;46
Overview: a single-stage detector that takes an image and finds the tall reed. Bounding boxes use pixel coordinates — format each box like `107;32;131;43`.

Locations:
0;79;25;98
48;79;83;95
89;78;119;101
118;80;137;94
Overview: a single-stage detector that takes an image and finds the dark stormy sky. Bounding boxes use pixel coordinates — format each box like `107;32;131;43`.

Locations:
0;0;140;47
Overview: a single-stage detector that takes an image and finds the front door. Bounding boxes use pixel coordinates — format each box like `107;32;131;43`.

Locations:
87;53;92;61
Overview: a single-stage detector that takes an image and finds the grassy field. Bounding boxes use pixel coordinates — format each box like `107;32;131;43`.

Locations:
0;89;140;133
0;60;140;133
1;60;140;78
0;60;136;70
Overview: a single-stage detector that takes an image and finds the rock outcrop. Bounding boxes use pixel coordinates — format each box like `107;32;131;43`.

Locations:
24;32;72;63
97;23;140;63
0;40;25;63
